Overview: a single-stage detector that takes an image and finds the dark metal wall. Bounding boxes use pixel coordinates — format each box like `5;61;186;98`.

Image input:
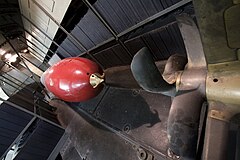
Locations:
0;83;65;160
0;103;33;156
61;10;112;51
14;120;64;160
92;0;181;33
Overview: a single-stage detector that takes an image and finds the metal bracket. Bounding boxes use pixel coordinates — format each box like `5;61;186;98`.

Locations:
137;147;154;160
90;73;105;88
209;110;230;122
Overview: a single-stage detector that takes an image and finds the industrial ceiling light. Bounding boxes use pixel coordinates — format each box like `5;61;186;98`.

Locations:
0;49;6;55
8;54;18;62
22;49;28;53
31;31;37;36
27;35;32;41
3;53;18;63
4;53;12;59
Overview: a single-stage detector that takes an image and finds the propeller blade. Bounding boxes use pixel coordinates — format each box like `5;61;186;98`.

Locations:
176;14;206;68
131;47;176;97
168;90;204;159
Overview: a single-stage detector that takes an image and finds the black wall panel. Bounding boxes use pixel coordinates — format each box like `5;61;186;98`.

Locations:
0;103;33;156
14;120;64;160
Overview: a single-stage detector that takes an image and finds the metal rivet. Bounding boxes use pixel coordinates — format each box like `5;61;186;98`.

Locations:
123;124;131;133
137;148;147;160
213;78;218;82
132;89;140;96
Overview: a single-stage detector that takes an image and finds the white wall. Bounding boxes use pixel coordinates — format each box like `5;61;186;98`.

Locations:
18;0;72;62
0;87;9;105
48;53;61;66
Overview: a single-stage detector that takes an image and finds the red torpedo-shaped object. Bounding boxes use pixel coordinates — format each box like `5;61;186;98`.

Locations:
41;57;104;102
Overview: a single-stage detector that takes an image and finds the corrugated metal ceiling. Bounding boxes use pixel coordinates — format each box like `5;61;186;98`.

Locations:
53;0;193;68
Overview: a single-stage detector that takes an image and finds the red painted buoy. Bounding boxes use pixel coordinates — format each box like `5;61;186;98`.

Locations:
41;57;103;102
